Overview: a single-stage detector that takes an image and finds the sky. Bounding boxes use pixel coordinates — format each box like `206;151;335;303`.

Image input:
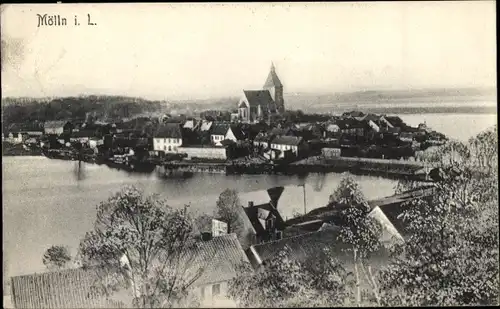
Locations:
1;2;496;100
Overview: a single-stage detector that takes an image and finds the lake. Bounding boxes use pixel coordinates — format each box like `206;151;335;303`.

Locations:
2;112;497;278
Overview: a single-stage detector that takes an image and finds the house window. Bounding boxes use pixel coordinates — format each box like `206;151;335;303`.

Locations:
164;146;167;151
266;218;275;230
168;146;172;151
276;231;283;240
212;283;220;296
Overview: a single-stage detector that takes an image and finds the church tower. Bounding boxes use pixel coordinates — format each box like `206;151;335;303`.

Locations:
263;62;285;114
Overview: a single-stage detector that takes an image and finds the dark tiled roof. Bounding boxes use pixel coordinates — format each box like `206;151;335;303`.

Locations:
71;130;96;138
189;234;251;286
210;123;230;136
10;267;128;309
229;125;245;140
155;123;182;138
243;90;276;114
242;203;286;236
271;135;303;146
384;116;404;127
269;127;293;136
337;118;365;129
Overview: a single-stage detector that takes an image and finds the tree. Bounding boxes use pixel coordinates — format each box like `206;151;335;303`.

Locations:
214;189;254;248
337;205;383;306
42;245;72;270
215;189;242;233
330;175;383;306
78;186;203;308
329;173;369;208
378;126;499;306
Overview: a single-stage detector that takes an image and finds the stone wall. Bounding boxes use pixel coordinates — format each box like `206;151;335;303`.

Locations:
178;147;227;159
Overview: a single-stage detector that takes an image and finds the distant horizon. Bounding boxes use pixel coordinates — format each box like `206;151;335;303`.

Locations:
2;85;496;102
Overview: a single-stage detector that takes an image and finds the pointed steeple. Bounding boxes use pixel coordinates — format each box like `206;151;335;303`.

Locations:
263;62;282;88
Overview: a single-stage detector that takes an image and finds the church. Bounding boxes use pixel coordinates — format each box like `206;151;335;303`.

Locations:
238;63;285;123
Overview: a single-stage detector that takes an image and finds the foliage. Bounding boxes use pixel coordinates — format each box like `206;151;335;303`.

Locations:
214;189;254;248
338;206;383;261
78;186;203;308
215;189;243;233
1;95;162;126
329;173;368;207
379;125;499;306
329;174;385;305
228;246;354;307
42;245;72;270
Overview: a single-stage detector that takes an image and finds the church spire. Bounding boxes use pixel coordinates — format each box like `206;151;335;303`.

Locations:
270;62;275;72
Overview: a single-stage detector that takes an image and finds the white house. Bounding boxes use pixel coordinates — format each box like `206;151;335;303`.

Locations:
2;132;23;144
210;124;229;146
270;136;304;159
210;124;243;146
89;137;104;149
44;120;73;135
153;123;183;154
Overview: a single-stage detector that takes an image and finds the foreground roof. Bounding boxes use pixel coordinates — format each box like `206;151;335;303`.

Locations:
189;233;251;286
247;229;390;270
10;267;129;309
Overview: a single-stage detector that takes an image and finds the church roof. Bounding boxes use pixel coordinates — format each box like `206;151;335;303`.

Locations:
263;64;283;88
242;90;276;113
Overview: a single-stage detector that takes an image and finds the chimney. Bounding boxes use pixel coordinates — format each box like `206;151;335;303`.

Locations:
267;186;284;209
211;219;228;237
248;201;254;207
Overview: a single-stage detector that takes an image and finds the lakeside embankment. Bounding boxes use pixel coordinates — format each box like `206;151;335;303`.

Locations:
36;146;429;181
159;156;429;181
2;143;42;156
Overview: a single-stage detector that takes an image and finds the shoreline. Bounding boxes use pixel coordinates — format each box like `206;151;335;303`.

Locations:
5;152;430;182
